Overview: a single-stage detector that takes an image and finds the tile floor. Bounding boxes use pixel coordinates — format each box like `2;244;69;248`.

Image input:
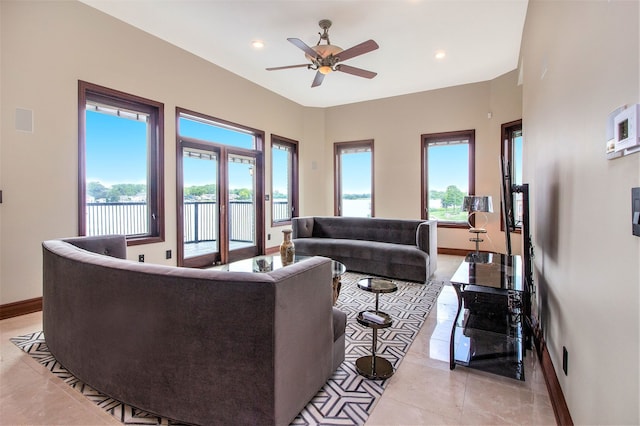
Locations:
366;255;556;425
0;254;556;425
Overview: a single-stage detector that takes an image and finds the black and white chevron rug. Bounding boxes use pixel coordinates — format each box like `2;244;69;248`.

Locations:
11;273;443;426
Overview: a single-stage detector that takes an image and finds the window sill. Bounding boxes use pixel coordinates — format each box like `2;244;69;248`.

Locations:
126;235;164;246
434;222;468;229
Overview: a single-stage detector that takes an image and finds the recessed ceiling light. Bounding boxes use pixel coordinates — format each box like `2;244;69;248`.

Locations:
435;50;446;59
252;40;265;49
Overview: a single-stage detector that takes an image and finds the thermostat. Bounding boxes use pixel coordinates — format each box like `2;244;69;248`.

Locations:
614;104;640;152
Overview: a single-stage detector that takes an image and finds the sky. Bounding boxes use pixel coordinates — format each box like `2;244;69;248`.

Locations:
513;135;523;184
86;110;147;186
86;110;476;197
428;144;469;193
86;112;258;190
340;152;372;194
179;117;267;191
86;111;383;197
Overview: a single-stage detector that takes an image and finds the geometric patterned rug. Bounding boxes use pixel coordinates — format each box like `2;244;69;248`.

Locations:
11;272;443;426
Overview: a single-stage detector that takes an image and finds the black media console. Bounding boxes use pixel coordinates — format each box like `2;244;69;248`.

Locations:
449;253;529;381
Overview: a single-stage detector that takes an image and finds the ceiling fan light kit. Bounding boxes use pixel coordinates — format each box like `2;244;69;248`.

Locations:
266;19;379;87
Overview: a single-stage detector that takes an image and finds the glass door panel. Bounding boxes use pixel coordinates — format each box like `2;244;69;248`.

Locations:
339;150;372;217
335;141;374;218
227;153;256;260
182;147;219;263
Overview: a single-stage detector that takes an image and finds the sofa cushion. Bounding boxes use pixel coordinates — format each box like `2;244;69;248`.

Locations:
62;234;127;259
295;217;315;238
312;217;423;246
332;308;347;343
292;216;437;282
295;238;427;267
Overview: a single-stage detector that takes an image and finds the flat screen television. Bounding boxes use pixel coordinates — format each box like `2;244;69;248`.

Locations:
500;155;516;256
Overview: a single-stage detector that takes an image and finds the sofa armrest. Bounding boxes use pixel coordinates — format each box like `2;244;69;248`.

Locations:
291;217;314;239
416;221;438;275
62;235;127;259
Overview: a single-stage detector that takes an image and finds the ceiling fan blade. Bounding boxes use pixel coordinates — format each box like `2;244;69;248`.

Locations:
336;39;379;62
266;64;309;71
336;64;377;79
311;71;325;88
287;38;319;58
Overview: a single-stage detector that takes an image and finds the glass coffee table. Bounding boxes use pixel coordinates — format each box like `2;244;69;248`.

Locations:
218;254;346;305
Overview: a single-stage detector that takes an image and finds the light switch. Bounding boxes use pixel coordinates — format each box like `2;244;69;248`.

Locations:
15;108;33;133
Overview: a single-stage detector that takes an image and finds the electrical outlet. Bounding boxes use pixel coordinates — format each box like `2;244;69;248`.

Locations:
166;250;172;259
268;233;271;240
138;254;145;263
562;346;568;375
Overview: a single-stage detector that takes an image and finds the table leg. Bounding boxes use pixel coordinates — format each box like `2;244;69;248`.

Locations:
450;283;463;370
356;325;394;380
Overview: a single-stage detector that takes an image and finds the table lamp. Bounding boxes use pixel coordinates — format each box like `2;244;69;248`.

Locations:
462;195;493;258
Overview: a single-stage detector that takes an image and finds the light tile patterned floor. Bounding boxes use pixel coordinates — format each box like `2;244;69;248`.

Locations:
366;255;555;425
0;255;556;425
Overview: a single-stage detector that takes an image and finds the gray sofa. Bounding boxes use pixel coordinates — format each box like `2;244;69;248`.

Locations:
292;217;437;282
42;235;346;426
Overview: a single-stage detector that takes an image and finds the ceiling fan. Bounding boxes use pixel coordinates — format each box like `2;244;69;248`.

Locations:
266;19;379;88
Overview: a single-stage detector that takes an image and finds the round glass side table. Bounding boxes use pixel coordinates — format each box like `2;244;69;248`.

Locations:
355;277;398;379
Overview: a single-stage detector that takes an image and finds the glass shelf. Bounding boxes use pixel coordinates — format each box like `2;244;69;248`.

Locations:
450;254;527;381
453;308;525;380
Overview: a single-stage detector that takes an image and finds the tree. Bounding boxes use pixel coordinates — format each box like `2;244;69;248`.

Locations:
343;193;370;200
429;190;445;201
87;181;108;200
185;184;217;198
272;189;287;199
441;185;465;210
106;183;146;202
235;188;252;200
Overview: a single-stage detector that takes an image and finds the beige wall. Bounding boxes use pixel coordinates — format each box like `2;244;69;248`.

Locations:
325;72;522;252
3;0;638;423
521;0;639;424
0;0;312;304
1;0;523;307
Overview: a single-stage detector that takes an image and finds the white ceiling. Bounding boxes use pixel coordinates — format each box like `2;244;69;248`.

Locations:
79;0;528;108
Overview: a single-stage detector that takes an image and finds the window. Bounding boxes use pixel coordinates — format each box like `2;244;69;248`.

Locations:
176;108;265;266
178;112;255;149
502;120;523;231
334;140;374;217
78;81;164;245
271;135;298;225
422;130;475;227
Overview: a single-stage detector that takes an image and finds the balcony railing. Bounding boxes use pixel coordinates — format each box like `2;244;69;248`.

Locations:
272;199;291;223
182;201;254;243
86;200;291;243
86;202;149;237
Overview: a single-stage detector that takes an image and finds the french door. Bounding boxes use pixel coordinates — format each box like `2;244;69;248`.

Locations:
178;139;262;267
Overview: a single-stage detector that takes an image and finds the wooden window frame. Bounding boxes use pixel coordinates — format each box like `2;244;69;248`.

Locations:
270;135;299;227
78;80;165;246
501;119;523;233
175;107;265;262
421;130;476;228
334;140;375;217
